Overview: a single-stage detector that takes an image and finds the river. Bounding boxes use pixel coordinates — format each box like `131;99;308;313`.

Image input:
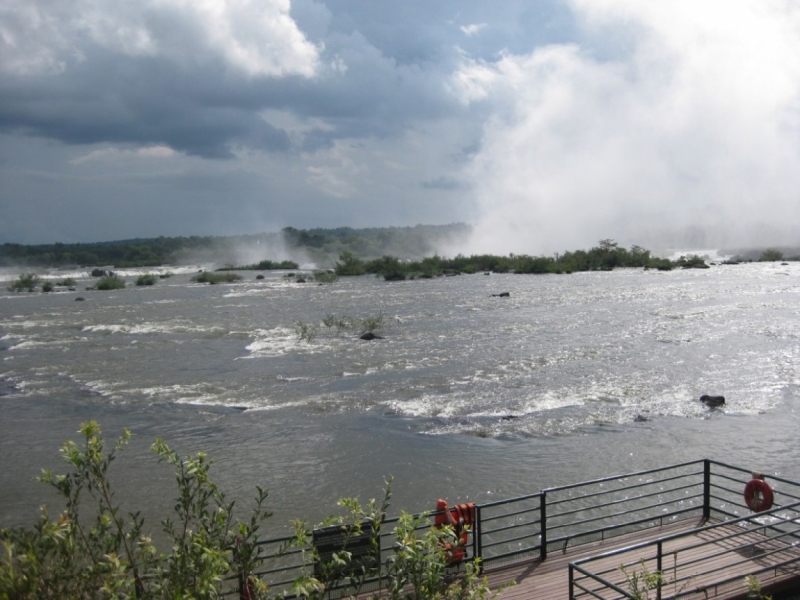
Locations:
1;262;799;531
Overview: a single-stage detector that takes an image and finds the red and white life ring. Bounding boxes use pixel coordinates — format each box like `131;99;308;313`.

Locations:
744;478;774;512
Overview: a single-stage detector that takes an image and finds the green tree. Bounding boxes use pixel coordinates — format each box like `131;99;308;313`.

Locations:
760;249;784;262
0;422;271;599
7;273;40;292
335;251;367;276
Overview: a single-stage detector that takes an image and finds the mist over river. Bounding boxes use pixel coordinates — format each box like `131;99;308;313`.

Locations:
2;262;800;531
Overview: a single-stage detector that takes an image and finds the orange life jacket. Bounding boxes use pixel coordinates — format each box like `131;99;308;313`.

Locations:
433;500;476;564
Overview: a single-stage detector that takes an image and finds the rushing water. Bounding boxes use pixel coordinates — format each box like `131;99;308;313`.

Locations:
1;262;799;530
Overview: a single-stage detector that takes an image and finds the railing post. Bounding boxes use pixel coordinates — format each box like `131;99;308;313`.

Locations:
656;540;663;600
540;491;547;561
703;459;711;522
475;504;482;570
568;563;573;599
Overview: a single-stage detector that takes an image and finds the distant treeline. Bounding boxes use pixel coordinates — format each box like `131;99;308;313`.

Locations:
0;224;470;268
335;240;700;280
2;225;795;271
216;259;299;271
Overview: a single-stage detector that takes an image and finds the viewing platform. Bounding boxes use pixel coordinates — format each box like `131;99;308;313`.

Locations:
236;460;800;599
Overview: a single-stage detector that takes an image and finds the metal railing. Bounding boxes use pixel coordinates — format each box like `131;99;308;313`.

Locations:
569;501;800;599
230;459;800;598
568;460;800;599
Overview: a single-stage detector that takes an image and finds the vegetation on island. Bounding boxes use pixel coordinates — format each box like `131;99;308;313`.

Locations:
721;246;800;262
191;272;243;285
216;259;299;271
7;273;40;292
333;241;702;281
135;274;157;286
296;313;387;343
0;422;503;600
6;226;796;295
95;275;126;291
312;269;338;283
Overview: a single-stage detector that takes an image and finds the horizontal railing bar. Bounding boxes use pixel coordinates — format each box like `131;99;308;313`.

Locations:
253;536;298;548
572;500;800;567
570;563;634;599
776;489;800;503
545;470;703;509
710;482;744;499
550;489;701;523
481;534;539;551
571;578;628;600
248;564;305;577
552;506;698;550
710;471;749;487
544;459;704;495
666;531;800;586
710;459;800;490
548;508;696;551
574;524;800;599
478;491;543;509
482;530;539;548
549;498;689;533
667;516;800;569
692;558;800;600
481;506;540;522
483;520;540;535
667;543;800;593
708;459;758;476
708;490;742;506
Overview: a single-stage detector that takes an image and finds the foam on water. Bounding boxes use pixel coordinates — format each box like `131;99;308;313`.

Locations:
82;322;226;335
243;327;311;357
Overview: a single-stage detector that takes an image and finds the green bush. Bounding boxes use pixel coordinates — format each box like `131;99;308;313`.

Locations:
135;274;157;286
645;258;674;271
216;260;300;271
56;277;76;287
676;255;707;268
286;480;507;600
760;249;784;262
313;269;338;283
41;281;54;293
320;313;387;337
335;251;367;276
95;275;125;290
0;423;508;600
7;273;40;292
0;422;271;600
191;272;243;285
295;321;319;343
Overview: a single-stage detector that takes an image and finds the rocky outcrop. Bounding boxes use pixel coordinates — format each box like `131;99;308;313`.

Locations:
700;394;725;407
492;292;510;297
360;332;383;340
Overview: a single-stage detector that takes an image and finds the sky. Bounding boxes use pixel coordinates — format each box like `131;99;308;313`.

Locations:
1;0;800;253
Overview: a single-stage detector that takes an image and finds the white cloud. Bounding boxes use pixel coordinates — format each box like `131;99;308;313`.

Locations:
0;0;320;77
70;145;179;164
454;0;800;254
460;23;487;36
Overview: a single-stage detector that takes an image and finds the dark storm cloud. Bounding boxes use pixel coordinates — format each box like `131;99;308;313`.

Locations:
0;0;570;159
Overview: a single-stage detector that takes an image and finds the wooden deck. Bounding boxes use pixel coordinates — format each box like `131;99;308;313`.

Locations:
484;518;800;599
